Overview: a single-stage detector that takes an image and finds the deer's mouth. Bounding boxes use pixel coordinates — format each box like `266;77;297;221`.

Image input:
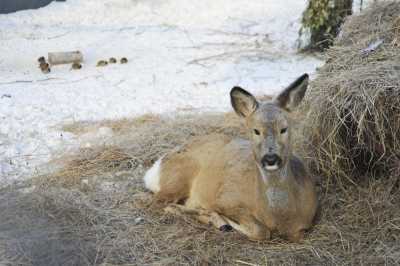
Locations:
264;164;280;171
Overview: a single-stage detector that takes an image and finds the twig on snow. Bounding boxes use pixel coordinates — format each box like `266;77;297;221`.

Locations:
0;78;63;85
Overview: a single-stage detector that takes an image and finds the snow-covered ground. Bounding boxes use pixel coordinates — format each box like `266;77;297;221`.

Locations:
353;0;376;13
0;0;322;185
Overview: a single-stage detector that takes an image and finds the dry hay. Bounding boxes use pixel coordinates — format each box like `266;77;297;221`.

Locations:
303;1;400;183
3;175;400;265
2;107;400;265
41;112;247;190
393;15;400;46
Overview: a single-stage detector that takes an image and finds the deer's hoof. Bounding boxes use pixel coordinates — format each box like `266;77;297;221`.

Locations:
219;224;233;232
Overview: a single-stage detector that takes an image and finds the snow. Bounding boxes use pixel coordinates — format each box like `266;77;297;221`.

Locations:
0;0;322;186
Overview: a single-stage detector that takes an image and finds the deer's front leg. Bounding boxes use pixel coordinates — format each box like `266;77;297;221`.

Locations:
224;216;270;241
164;204;231;231
288;229;305;243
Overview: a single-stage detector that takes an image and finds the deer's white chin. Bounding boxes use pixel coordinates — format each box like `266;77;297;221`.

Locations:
264;165;279;171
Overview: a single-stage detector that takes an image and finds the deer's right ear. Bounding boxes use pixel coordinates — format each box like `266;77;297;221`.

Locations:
230;86;259;118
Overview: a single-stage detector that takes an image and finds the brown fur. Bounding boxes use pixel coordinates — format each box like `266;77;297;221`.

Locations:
150;74;318;242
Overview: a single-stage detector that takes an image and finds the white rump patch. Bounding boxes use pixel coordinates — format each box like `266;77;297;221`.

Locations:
143;157;163;193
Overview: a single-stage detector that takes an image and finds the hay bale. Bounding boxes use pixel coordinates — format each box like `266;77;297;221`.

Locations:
337;1;400;46
304;1;400;183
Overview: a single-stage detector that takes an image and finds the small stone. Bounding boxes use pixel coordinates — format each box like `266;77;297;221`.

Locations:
97;60;108;67
38;56;46;63
71;62;82;70
134;217;144;224
39;62;51;74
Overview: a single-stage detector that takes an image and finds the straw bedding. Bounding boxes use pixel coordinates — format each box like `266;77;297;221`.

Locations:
1;109;399;265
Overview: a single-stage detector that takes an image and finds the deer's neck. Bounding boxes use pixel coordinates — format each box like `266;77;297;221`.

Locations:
256;160;292;186
256;159;295;213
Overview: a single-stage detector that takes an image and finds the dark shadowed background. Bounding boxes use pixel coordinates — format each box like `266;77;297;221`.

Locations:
0;0;65;14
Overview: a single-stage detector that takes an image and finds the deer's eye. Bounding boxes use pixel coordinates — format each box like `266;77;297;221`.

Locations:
280;127;288;134
253;129;260;135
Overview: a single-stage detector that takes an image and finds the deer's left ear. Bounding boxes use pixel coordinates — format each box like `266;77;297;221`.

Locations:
275;74;309;112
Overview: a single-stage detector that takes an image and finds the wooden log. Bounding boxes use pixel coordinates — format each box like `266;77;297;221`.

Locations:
48;51;83;65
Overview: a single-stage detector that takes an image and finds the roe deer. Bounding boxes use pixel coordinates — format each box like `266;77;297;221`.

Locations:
144;74;317;242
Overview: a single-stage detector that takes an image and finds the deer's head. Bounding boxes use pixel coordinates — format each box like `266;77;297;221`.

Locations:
230;74;309;172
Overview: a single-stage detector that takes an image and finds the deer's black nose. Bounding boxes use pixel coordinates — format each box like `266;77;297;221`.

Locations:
261;154;280;167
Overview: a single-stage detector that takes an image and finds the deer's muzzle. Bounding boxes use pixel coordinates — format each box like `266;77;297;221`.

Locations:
261;153;282;170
